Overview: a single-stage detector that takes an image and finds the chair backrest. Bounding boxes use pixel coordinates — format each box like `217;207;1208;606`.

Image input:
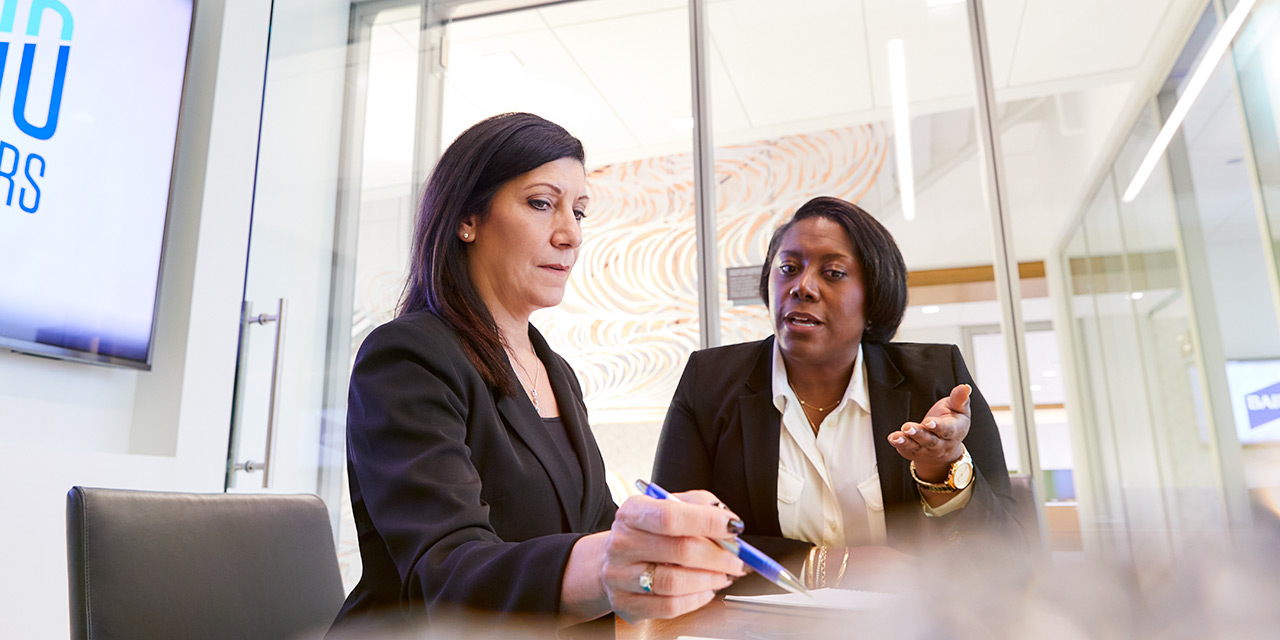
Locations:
67;486;345;640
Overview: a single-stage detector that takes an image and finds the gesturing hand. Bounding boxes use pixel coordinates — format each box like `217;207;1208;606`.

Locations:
887;384;971;482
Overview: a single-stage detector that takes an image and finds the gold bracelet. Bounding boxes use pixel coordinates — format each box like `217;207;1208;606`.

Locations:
816;545;828;588
833;548;849;587
805;546;818;589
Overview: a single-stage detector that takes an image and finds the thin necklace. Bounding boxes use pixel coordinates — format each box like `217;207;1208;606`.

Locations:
799;410;820;436
787;381;840;412
511;350;540;410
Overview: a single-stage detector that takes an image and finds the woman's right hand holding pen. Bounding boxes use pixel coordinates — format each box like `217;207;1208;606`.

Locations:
597;490;748;622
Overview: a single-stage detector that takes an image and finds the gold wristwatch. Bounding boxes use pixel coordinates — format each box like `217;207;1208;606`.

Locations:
910;446;974;493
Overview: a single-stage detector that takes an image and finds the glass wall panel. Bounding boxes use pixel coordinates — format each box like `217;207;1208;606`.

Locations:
1118;92;1227;551
704;0;904;345
229;0;354;504
1062;213;1125;555
1114;96;1226;550
436;0;697;492
352;4;425;340
983;0;1216;556
1083;124;1176;570
1048;0;1280;563
1155;1;1280;526
703;0;1029;481
1230;0;1280;513
334;0;700;586
338;0;426;592
1233;0;1280;272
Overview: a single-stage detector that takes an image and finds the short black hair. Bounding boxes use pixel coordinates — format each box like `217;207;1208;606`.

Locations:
758;197;907;343
400;112;585;394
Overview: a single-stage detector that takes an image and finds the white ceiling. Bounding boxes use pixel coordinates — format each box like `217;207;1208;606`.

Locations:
441;0;1197;155
360;0;1212;269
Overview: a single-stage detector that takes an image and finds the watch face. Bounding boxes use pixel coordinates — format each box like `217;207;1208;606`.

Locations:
952;462;974;490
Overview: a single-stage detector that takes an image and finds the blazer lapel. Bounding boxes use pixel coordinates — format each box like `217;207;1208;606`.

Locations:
863;343;912;519
494;328;581;532
739;337;785;536
532;326;601;531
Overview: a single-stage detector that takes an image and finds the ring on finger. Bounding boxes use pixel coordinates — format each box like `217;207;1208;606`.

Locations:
639;563;657;594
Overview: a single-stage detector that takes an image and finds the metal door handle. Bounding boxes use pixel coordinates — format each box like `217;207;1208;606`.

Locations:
233;297;287;488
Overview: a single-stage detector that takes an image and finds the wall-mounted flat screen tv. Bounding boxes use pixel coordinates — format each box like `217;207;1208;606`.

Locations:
0;0;195;369
1226;358;1280;445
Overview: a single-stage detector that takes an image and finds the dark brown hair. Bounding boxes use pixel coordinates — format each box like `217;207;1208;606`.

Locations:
399;112;585;394
758;197;907;343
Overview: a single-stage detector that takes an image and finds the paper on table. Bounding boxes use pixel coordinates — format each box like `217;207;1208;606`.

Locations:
722;588;900;615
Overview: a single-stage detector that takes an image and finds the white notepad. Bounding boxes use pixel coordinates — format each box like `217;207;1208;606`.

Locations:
722;587;900;614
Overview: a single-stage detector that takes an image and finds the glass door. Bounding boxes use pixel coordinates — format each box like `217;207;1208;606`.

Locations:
227;0;430;589
225;0;380;514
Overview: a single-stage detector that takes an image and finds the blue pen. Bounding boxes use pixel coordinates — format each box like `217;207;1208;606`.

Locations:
636;479;812;597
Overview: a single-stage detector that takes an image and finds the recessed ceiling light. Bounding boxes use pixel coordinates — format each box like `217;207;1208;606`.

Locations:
921;305;940;314
888;39;915;221
1030;384;1042;392
1042;370;1056;378
926;0;965;7
1131;291;1145;300
672;116;695;131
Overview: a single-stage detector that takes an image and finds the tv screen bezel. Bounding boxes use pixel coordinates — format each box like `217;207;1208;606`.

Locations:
1;0;199;371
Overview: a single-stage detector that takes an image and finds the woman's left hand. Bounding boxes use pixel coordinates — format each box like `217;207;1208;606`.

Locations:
887;384;971;482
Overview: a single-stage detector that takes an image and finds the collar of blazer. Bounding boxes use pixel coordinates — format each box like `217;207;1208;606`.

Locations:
494;324;604;532
735;338;915;536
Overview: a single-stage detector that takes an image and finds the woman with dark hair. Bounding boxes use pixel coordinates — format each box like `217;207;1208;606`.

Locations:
652;196;1026;591
332;113;746;633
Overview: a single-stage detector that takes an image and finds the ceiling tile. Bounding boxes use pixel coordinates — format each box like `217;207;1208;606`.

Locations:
981;0;1029;89
1008;0;1177;85
441;29;638;159
862;0;977;108
551;8;749;153
707;0;873;127
446;11;544;41
537;0;688;27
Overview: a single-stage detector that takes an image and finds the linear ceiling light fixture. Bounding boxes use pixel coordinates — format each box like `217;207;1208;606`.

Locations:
1121;0;1258;203
888;38;915;221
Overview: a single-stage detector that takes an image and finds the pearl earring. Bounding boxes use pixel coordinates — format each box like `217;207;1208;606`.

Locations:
463;233;469;239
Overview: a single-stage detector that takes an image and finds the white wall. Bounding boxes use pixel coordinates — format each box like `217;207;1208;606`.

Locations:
0;1;271;636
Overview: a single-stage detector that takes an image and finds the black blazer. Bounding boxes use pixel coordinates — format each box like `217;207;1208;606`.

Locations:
652;338;1025;566
332;311;617;627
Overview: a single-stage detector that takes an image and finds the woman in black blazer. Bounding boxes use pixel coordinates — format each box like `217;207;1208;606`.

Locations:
653;197;1029;589
331;114;747;633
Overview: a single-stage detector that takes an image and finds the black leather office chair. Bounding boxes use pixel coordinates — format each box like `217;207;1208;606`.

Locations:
67;486;345;640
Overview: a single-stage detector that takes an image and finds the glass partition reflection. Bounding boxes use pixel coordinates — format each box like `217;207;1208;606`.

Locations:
1049;0;1280;566
1062;216;1124;557
1231;0;1280;521
439;0;698;490
1157;2;1280;530
704;0;1020;463
1113;98;1227;551
1232;0;1280;274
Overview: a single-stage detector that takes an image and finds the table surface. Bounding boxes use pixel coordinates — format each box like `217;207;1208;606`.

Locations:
614;551;915;640
615;594;886;640
616;597;736;640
